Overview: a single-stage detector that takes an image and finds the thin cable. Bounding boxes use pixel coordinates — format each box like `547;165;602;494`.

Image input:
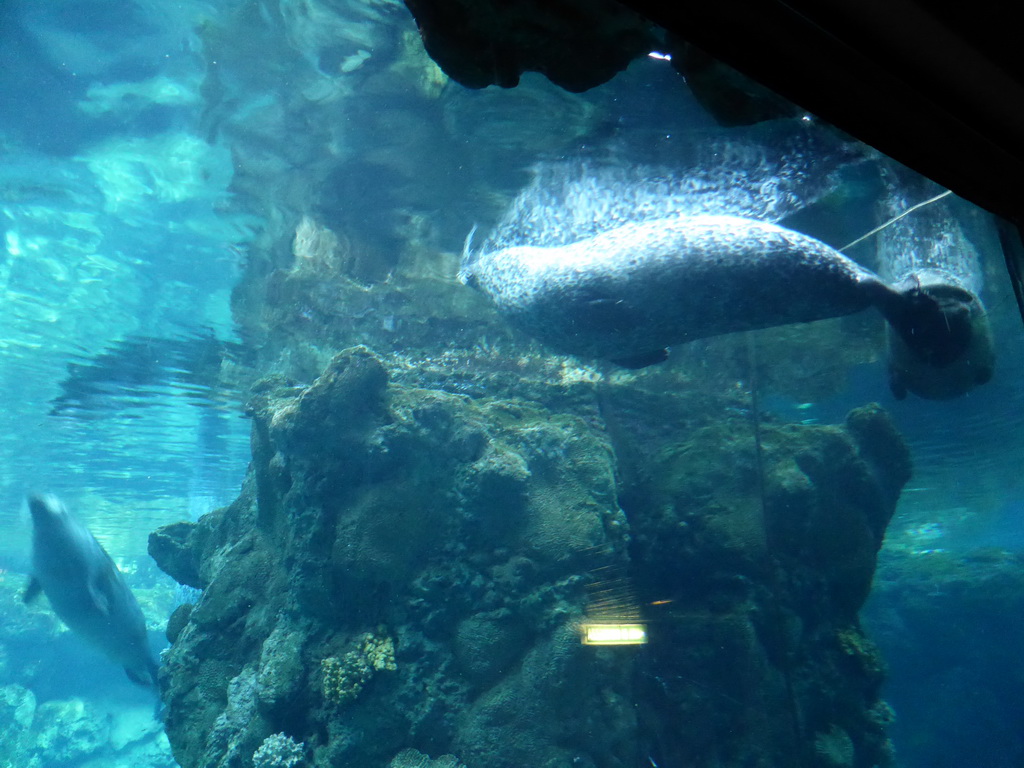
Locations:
839;189;953;253
745;333;807;764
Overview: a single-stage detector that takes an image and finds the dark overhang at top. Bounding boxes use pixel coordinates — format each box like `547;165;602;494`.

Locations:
403;0;1024;318
622;0;1024;228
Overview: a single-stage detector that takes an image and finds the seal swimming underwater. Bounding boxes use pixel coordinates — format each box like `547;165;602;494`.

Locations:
872;170;996;399
23;494;159;688
463;212;954;368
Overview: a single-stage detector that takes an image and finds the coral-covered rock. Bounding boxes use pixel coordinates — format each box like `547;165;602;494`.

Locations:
154;347;633;768
252;732;306;768
154;343;909;768
608;396;909;768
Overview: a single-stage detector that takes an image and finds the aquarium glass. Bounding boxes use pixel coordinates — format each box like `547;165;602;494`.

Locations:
0;2;1021;768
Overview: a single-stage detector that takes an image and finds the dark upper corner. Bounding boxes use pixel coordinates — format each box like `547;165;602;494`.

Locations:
401;0;1024;321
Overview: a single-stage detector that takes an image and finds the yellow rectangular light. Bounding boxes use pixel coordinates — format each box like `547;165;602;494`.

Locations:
581;623;648;646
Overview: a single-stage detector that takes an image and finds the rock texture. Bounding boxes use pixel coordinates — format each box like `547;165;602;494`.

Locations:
152;347;634;768
609;397;908;767
151;346;909;768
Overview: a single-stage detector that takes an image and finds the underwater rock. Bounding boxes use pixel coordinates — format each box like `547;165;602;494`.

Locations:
0;683;172;767
153;346;634;768
453;610;528;689
0;683;36;763
31;697;111;764
452;622;600;767
403;0;657;92
148;521;203;589
201;665;268;768
165;603;194;645
389;747;465;768
0;682;35;728
256;618;309;714
602;395;909;768
153;345;908;768
252;732;306;768
109;704;164;751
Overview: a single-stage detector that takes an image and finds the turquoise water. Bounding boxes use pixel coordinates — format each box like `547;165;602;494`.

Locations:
1;2;1023;768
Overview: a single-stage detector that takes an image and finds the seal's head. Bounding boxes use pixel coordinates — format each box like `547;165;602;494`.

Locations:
27;494;68;528
883;270;994;399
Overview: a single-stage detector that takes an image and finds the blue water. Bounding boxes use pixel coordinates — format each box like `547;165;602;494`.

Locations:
0;4;248;765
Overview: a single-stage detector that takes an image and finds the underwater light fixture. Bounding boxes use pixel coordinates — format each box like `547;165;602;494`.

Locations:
581;622;648;646
578;548;648;646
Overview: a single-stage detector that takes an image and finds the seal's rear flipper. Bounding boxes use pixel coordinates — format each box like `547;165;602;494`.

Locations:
611;349;669;369
23;577;42;603
125;658;159;688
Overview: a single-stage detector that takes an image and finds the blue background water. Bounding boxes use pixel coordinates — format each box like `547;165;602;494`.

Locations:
0;0;251;555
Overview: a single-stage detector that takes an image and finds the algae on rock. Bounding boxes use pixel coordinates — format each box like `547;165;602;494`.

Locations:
152;347;635;768
152;344;909;768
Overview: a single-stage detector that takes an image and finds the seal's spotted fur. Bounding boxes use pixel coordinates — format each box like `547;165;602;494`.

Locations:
465;213;892;364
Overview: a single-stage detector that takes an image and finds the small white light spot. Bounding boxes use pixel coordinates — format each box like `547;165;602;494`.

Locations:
581;623;648;646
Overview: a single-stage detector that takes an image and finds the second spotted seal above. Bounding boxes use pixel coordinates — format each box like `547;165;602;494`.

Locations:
461;150;976;376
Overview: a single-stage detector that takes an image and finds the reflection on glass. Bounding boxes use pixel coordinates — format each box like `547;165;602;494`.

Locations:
0;3;1021;768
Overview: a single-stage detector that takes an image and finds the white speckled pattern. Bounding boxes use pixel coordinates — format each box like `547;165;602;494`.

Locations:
468;214;887;361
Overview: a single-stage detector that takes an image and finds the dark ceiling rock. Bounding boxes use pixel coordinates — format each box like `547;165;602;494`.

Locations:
402;0;658;92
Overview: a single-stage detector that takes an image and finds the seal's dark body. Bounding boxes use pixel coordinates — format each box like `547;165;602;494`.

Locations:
24;494;159;687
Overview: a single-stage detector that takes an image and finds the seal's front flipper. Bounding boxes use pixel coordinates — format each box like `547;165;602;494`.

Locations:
89;578;112;616
611;349;669;369
23;577;42;603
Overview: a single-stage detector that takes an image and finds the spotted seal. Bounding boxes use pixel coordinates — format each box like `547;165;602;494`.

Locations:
463;212;947;368
884;270;994;399
873;171;996;399
23;493;159;687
